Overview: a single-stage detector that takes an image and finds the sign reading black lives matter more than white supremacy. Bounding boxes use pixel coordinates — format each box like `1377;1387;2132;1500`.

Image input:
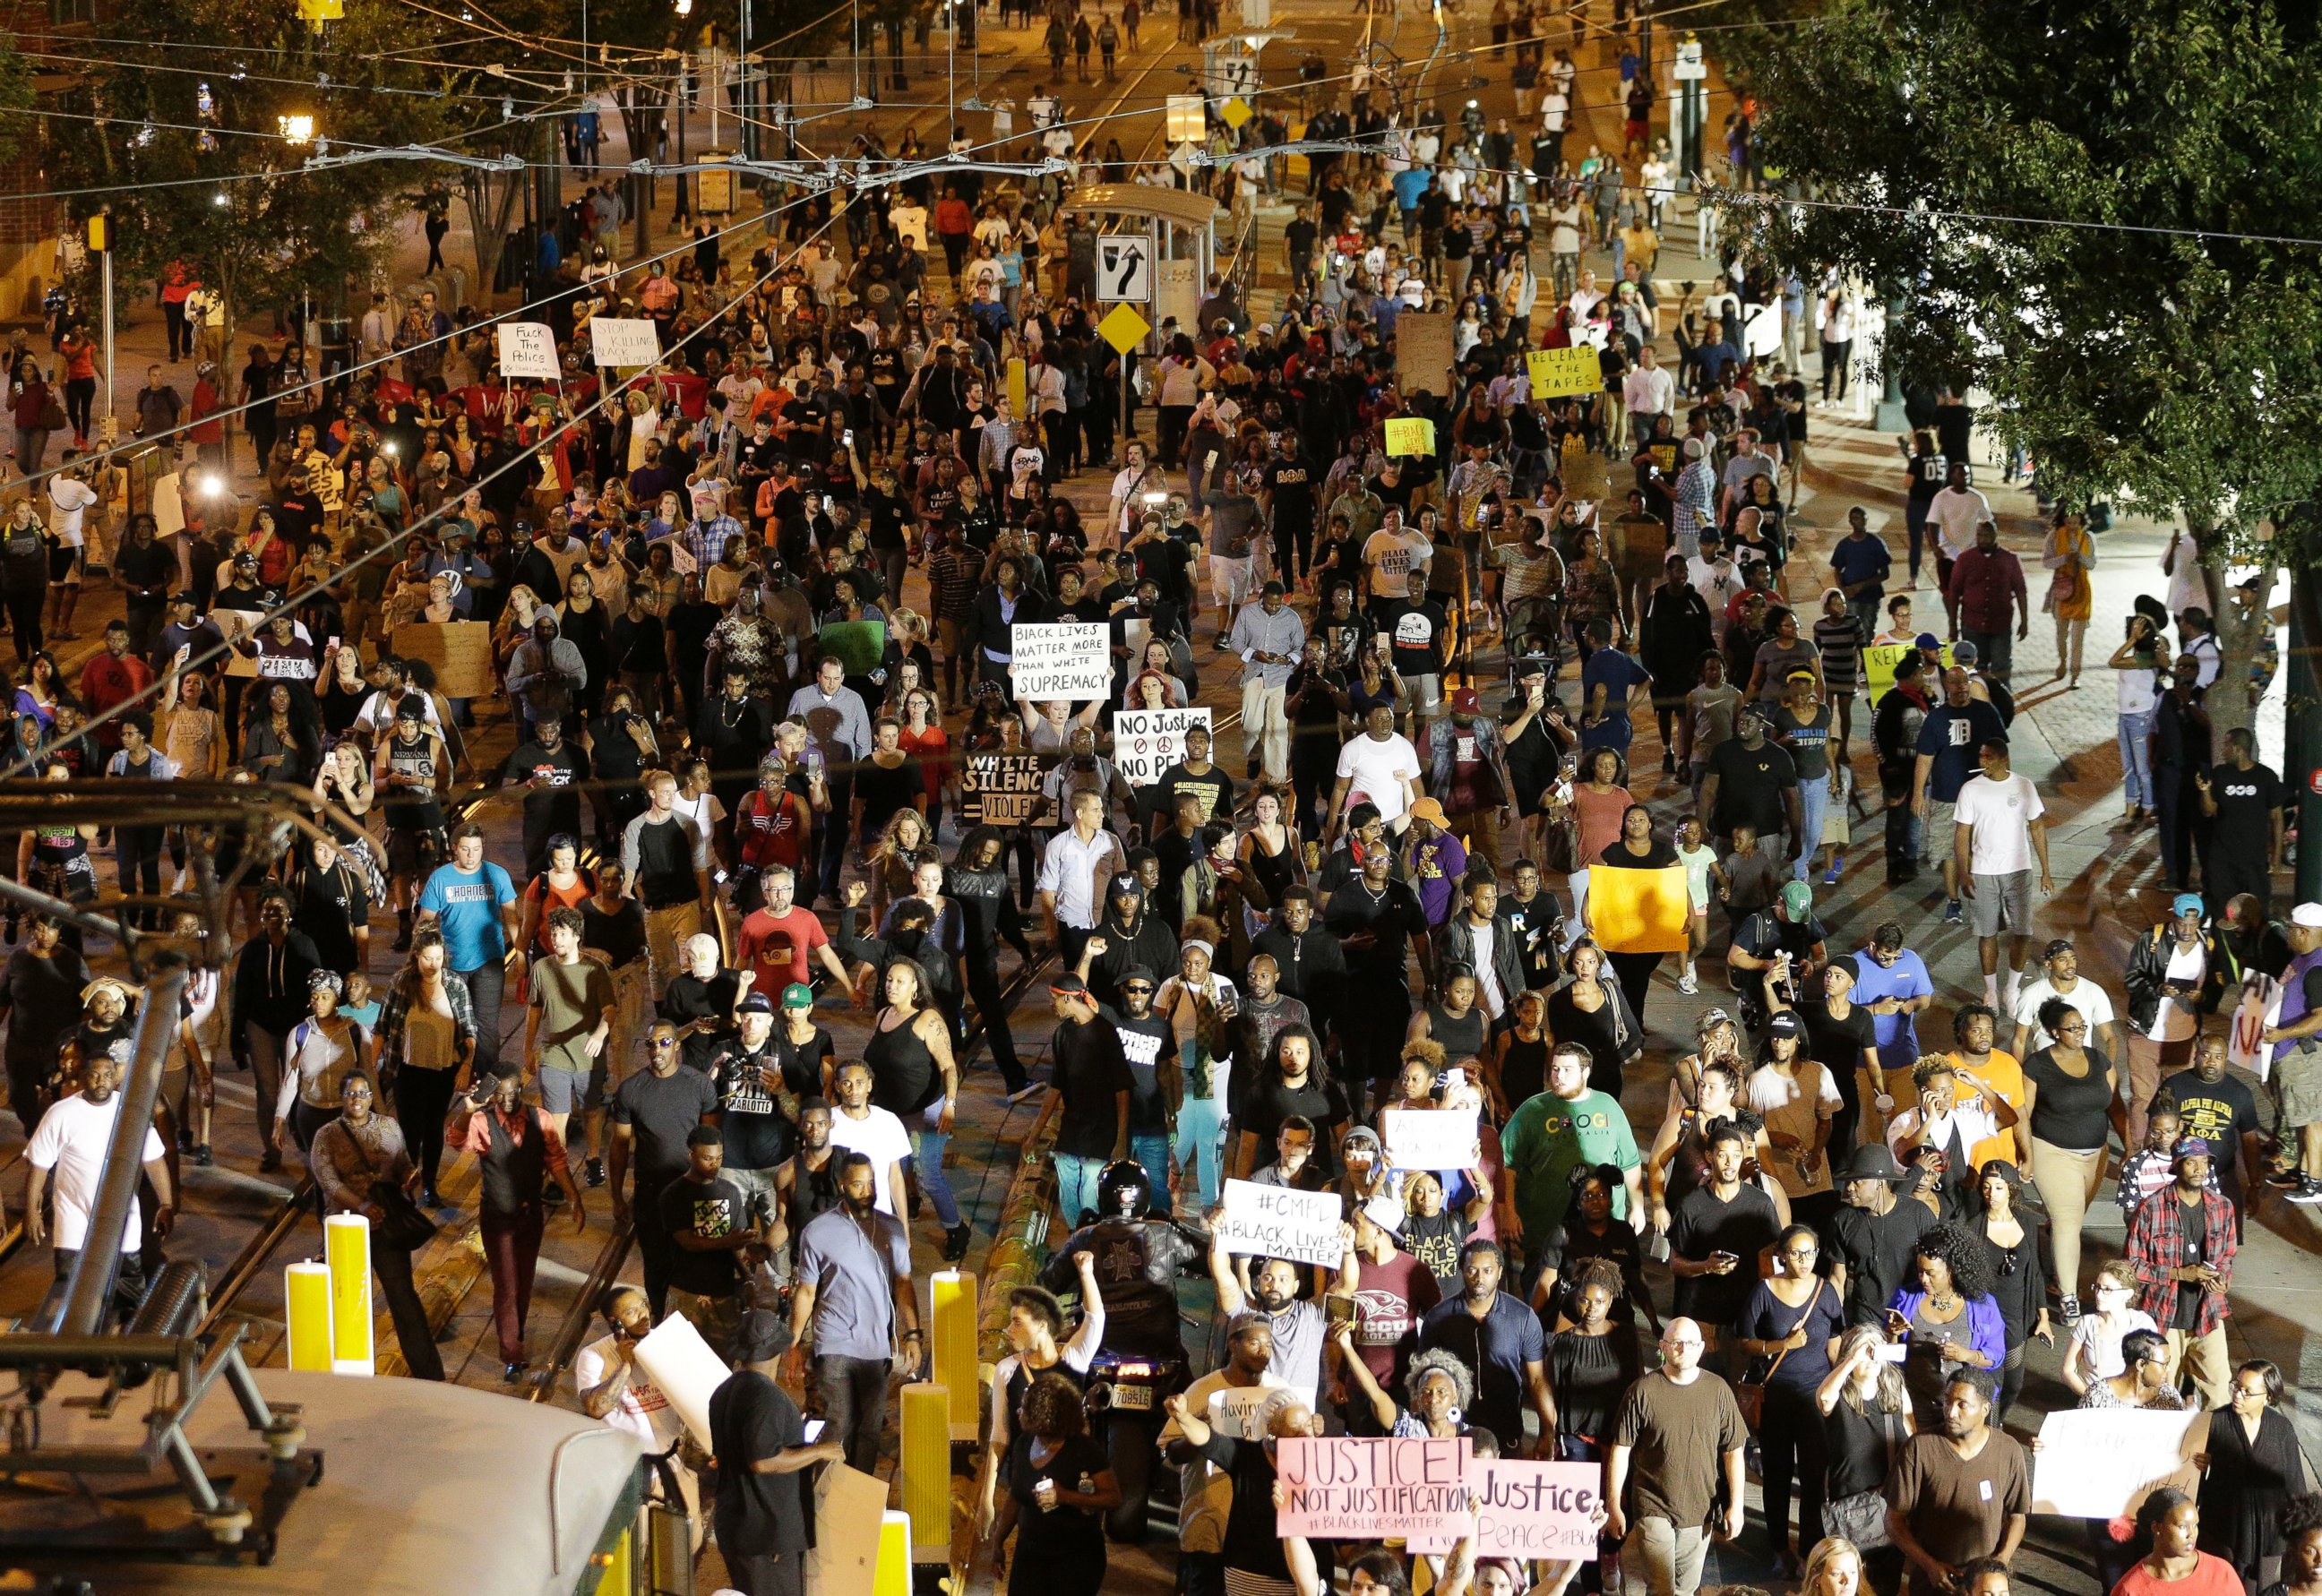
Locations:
1010;622;1113;700
960;751;1044;826
1216;1178;1345;1267
1114;708;1211;786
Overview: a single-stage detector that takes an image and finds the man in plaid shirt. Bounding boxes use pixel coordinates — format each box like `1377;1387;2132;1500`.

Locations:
682;499;745;572
1671;435;1716;558
2124;1136;2237;1410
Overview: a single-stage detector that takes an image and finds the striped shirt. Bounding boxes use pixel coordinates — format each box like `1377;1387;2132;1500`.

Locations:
1813;612;1864;692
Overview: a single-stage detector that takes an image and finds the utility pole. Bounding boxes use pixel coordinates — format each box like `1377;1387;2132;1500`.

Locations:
90;210;116;447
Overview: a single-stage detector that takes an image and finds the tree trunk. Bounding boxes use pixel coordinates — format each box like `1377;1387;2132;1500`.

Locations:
461;168;524;306
2211;554;2278;757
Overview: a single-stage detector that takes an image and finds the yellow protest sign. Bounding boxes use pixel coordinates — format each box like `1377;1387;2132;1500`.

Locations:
1862;639;1949;705
1586;864;1691;955
1006;356;1028;416
1098;303;1152;356
1384;416;1435;457
1529;344;1602;399
1286;120;1310;177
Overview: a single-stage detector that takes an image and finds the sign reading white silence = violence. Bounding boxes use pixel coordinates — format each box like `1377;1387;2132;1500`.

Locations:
1114;707;1211;787
1010;622;1113;701
959;751;1044;827
1214;1178;1345;1268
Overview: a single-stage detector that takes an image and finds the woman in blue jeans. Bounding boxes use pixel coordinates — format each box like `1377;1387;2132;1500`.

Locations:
2110;613;2167;826
862;956;970;1262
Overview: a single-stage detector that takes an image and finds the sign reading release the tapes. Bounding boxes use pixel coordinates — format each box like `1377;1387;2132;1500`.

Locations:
1010;622;1112;700
1114;708;1211;786
496;322;562;380
1274;1436;1472;1540
1216;1178;1345;1267
589;316;663;368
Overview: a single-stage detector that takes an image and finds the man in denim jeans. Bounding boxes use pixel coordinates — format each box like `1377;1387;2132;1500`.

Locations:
785;1151;920;1475
1046;974;1131;1225
1109;966;1177;1214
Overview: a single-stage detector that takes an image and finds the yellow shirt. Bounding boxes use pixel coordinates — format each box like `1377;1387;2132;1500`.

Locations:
1948;1049;2026;1171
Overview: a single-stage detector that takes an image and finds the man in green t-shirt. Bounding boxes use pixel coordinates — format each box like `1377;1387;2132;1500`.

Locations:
528;905;620;1186
1501;1040;1644;1284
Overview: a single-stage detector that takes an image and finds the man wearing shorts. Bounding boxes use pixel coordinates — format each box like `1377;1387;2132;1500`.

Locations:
1202;469;1265;648
1911;665;2008;927
1951;739;2051;1012
527;907;620;1189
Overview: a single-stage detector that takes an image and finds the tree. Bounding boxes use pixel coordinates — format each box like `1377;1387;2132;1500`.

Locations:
0;39;31;164
1732;3;2322;571
44;0;482;365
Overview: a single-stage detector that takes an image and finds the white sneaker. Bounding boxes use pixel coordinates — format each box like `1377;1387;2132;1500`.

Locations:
1678;971;1699;994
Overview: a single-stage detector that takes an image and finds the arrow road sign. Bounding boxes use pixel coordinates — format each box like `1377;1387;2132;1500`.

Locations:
1097;236;1153;302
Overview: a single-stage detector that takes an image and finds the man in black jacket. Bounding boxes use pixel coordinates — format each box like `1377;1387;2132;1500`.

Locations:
231;888;323;1173
1075;872;1180;1010
1251;887;1347;1054
2121;893;2238;1147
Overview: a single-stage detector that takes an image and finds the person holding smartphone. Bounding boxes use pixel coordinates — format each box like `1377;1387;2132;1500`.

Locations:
1667;1120;1782;1373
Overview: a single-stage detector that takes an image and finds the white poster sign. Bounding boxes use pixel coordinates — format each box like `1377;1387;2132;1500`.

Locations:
589;315;662;368
1216;1178;1346;1268
632;1312;734;1447
1382;1107;1481;1171
495;321;563;379
807;1464;890;1596
2030;1408;2205;1518
1114;707;1211;786
1010;622;1112;700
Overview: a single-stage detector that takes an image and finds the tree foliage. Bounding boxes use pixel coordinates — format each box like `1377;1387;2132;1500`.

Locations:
44;0;483;312
0;38;32;165
1729;0;2322;559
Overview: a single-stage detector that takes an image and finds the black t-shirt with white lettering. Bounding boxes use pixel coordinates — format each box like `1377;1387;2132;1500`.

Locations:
2206;762;2282;860
1380;595;1449;678
658;1173;748;1297
1109;1009;1174;1134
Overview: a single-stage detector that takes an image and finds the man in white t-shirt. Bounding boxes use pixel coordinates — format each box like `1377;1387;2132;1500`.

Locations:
25;1051;173;1314
1925;460;1991;623
2009;938;2121;1058
1952;737;2051;1009
824;1060;913;1216
1329;704;1425;837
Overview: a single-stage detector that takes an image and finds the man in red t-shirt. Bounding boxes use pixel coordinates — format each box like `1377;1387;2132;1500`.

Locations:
735;761;812;875
80;622;157;755
735;864;851;994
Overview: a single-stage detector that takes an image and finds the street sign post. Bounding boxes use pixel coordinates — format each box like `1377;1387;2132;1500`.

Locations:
1098;236;1154;302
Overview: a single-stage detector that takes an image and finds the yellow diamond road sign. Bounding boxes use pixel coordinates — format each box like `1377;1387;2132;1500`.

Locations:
1221;96;1252;129
1099;303;1152;355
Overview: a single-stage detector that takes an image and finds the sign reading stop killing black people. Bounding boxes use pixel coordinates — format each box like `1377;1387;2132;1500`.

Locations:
1274;1436;1473;1540
960;751;1044;826
1215;1178;1345;1268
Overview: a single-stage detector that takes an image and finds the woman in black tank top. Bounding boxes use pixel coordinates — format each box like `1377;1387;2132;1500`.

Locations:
861;949;968;1257
1238;785;1303;911
1411;967;1490;1066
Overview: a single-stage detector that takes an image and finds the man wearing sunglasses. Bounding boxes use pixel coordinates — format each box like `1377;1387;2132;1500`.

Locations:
609;1018;719;1317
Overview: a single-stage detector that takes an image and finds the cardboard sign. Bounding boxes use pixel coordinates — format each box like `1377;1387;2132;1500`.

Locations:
1530;344;1603;398
1862;639;1954;705
632;1312;734;1446
1114;707;1211;786
2031;1408;2203;1518
960;751;1044;826
1274;1436;1473;1540
495;321;562;380
1209;1383;1294;1438
1587;862;1691;955
1397;309;1455;397
391;620;495;700
1010;622;1113;700
1381;1107;1480;1171
1383;416;1435;458
807;1463;890;1596
1406;1460;1604;1559
589;316;662;368
817;618;887;680
1215;1178;1345;1268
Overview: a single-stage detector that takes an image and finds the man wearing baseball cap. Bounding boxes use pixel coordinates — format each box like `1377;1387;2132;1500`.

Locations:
1403;796;1467;934
2122;1135;2239;1410
1728;879;1827;1029
1699;700;1803;852
2123;893;2233;1146
1045;974;1132;1226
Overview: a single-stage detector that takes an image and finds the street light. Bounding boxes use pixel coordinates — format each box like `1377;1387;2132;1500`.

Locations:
279;114;316;144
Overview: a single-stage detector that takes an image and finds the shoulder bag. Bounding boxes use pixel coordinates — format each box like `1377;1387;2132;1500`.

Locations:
344;1124;440;1252
1733;1281;1826;1429
1823;1405;1905;1549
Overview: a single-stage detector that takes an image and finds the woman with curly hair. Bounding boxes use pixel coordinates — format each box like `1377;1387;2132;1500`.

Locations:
2265;1495;2322;1596
984;1369;1120;1595
1885;1219;2008;1428
1547;1256;1643;1463
1335;1334;1476;1440
865;805;938;926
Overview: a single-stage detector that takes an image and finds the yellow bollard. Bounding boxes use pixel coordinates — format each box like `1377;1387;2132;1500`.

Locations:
323;1214;375;1375
930;1270;977;1437
285;1261;334;1371
899;1382;951;1557
873;1509;913;1596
